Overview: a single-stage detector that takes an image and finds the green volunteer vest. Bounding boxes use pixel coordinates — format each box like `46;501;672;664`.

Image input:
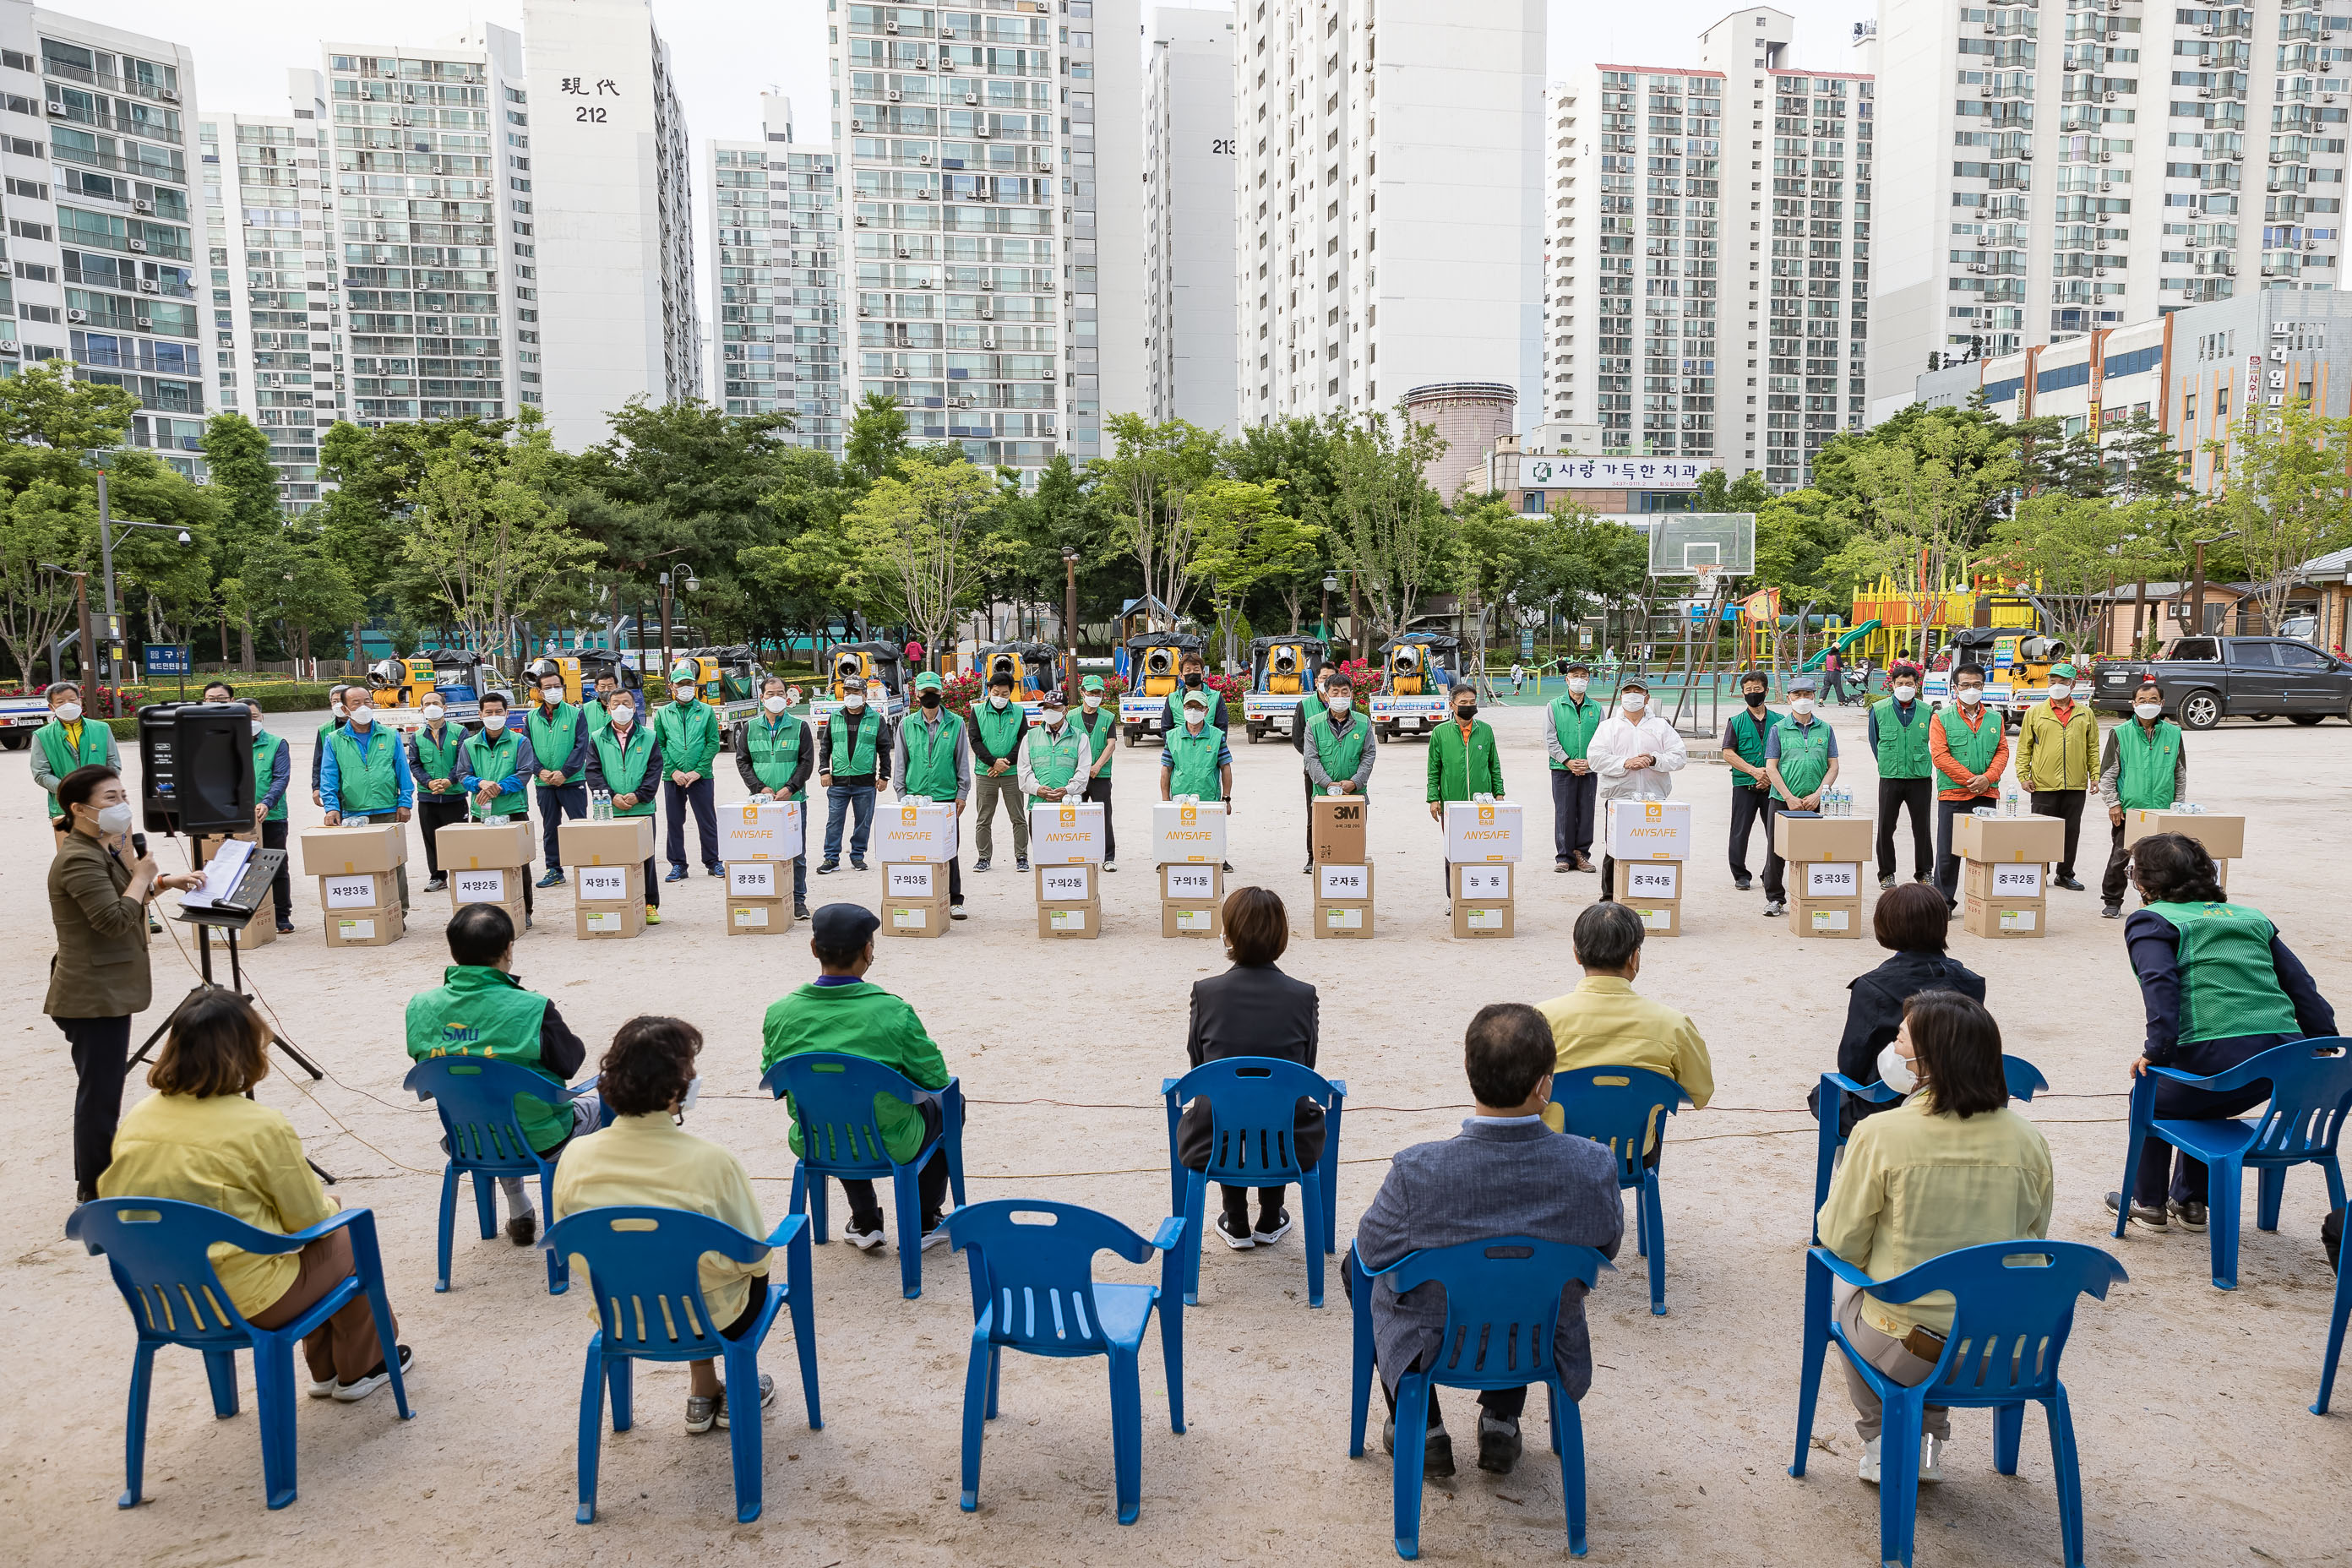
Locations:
328;725;400;814
1165;725;1224;800
2142;901;2300;1044
745;716;807;801
587;700;615;739
1300;692;1329;732
1872;698;1934;780
1076;705;1117;775
36;716;112;792
2115;719;2182;811
403;966;568;1153
1932;705;2003;778
902;710;965;799
525;700;585;785
591;723;658;816
461;728;529;819
828;709;882;776
1549;696;1605;769
414;723;466;798
1164;687;1222;729
1727;706;1778;788
974;700;1026;760
656;699;720;772
252;735;288;823
1772;719;1832;803
1024;722;1086;805
1308;712;1368;786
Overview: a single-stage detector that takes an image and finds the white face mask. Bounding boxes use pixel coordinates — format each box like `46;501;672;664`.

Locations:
764;694;790;715
988;693;1010;710
1330;694;1353;714
347;706;373;727
1083;694;1102;710
54;702;82;722
1892;683;1918;702
1877;1043;1917;1097
542;686;564;704
1043;709;1066;727
1567;678;1588;695
680;1075;701;1113
2134;701;2164;722
422;704;445;722
483;713;508;733
845;693;867;710
1957;686;1984;705
674;684;697;701
610;705;634;727
2046;683;2072;703
1789;697;1816;717
95;801;134;836
1184;707;1207;727
1620;694;1646;714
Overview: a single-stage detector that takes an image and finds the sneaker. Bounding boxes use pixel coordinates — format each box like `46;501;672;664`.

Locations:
974;858;991;872
2054;875;2086;891
1477;1412;1522;1475
1859;1435;1881;1485
850;858;868;871
332;1344;415;1403
1215;1212;1257;1250
2170;1200;2209;1232
685;1392;721;1435
1305;860;1318;875
1554;860;1571;874
816;860;840;874
1103;858;1117;872
308;1370;338;1399
950;905;969;921
1251;1208;1293;1246
536;868;566;889
1878;874;1895;891
2104;1190;2168;1231
1763;900;1787;917
1015;857;1029;873
506;1211;538;1248
645;907;662;926
1382;1416;1456;1480
275;921;296;934
2102;902;2123;919
1222;861;1235;874
793;901;811;920
841;1220;885;1253
1734;876;1753;891
422;874;449;893
1919;1435;1946;1484
714;1373;776;1429
663;865;689;883
917;1221;953;1252
705;865;724;879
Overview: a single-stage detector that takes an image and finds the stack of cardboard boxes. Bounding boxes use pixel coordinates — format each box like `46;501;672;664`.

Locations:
299;821;407;947
1604;798;1693;936
1774;813;1876;939
1154;798;1228;938
1954;812;2066;939
1309;794;1373;939
560;817;655;940
1444;799;1522;938
2122;807;2245;892
435;819;533;932
716;800;803;937
875;799;958;939
1030;800;1107;939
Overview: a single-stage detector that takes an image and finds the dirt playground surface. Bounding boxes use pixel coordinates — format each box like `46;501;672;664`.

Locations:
2;703;2347;1565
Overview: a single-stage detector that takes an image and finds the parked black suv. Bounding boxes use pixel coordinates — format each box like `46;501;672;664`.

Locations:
2093;637;2352;729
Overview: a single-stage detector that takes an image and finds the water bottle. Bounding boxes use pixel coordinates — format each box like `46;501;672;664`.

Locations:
2003;786;2019;818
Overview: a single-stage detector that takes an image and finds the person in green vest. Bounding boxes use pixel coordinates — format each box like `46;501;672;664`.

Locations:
1427;680;1505;899
1289;662;1332;871
760;903;957;1251
1162;648;1228;738
310;682;350;807
1547;661;1605;875
237;697;297;933
525;661;592;889
584;670;628;740
2105;832;2337;1232
655;665;724;882
459;690;538;928
2097;677;2189;920
319;683;414;912
406;902;598;1248
1761;676;1838;917
1161;687;1234;872
733;672;815;919
967;667;1030;873
1722;668;1782;899
1927;662;2011;911
1075;674;1121;871
1866;660;1935;890
32;681;119;831
817;674;893;874
408;689;471;895
584;685;667;923
1301;671;1376;874
893;670;971;921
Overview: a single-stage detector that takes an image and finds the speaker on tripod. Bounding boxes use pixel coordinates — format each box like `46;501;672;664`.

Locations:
138;702;254;836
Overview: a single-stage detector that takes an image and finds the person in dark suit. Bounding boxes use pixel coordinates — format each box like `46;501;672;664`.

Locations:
1348;1002;1624;1479
46;764;203;1200
1179;886;1322;1250
1815;883;1986;1136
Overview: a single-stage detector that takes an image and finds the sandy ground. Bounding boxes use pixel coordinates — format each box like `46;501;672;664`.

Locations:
3;700;2349;1567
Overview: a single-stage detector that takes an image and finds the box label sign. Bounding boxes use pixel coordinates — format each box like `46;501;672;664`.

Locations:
2000;907;2038;932
451;868;509;901
731;863;781;898
1805;863;1859;899
1174;906;1215;932
892;905;932;929
1808;906;1852;933
1040;865;1092;901
1046;906;1089;931
888;863;939;899
1455;863;1511;900
1323;905;1365;930
578;867;631;901
1623;863;1678;900
1639;906;1674;931
335;917;377;940
732;904;772;929
1162;864;1217;900
585;911;623;933
1989;864;2043;897
1319;863;1372;900
322;874;382;910
1463;906;1508;931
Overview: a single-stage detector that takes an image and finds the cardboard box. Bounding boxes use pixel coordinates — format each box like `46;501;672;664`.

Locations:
1150;799;1228;863
885;898;952;939
575;862;647;906
1631;902;1682;936
1963;895;2045;940
1313;900;1376;939
727;861;792;900
874;800;959;863
1798;861;1865;901
1603;798;1694;861
2122;808;2245;861
1309;794;1368;863
882;862;948;901
1162;898;1223;938
1612;859;1681;902
318;870;398;911
1790;898;1863;939
1159;862;1222;902
716;799;804;862
325;901;404;948
1443;800;1524;863
1318;861;1375;901
233;905;279;948
299;821;406;876
726;897;791;936
575;899;646;941
1037;863;1097;903
1952;812;2066;865
1035;901;1102;939
1028;801;1108;863
1963;860;2046;901
1772;813;1876;863
559;817;656;868
447;865;522;906
1451;899;1515;939
1451;862;1511;901
435;819;532;871
451;890;528;934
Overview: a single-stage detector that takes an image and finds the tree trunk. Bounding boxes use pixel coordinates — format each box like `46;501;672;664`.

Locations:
240;623;257;672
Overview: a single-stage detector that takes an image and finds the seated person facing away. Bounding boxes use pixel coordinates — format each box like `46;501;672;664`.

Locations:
1816;991;2053;1489
1816;883;1985;1137
1349;1003;1624;1482
1178;885;1323;1250
406;901;601;1247
760;902;956;1253
101;990;413;1402
1538;901;1716;1155
553;1015;773;1435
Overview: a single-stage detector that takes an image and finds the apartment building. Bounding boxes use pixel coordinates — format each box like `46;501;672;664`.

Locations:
1233;0;1543;428
0;3;205;473
1870;0;2352;422
1144;6;1236;432
826;0;1143;476
705;95;845;452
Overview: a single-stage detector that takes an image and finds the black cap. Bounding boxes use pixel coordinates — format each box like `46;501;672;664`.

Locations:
810;902;879;950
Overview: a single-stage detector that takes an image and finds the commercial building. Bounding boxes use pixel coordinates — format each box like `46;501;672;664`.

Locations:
704;95;844;452
1235;0;1542;428
1143;5;1235;433
0;3;207;473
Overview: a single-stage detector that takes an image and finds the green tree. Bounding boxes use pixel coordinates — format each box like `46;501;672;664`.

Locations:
0;359;139;453
0;474;92;683
222;521;362;667
1327;410;1451;648
200;411;280;668
1825;411;2018;660
2204;397;2352;635
1692;466;1774;512
316;415;515;656
844;392;910;482
1092;413;1222;629
2009;414;2107;498
1989;493;2180;654
2109;411;2188;502
843;456;999;656
1184;476;1312;667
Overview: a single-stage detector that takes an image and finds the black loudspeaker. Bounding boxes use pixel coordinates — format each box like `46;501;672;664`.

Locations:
140;701;253;834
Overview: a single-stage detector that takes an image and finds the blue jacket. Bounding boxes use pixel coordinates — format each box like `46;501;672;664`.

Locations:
318;722;416;815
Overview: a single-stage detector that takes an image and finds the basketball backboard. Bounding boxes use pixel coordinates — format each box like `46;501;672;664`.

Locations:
1646;513;1756;579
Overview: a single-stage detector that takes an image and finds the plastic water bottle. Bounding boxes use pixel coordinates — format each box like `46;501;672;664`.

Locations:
2003;787;2019;818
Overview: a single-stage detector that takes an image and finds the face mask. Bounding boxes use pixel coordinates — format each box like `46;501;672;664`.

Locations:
347;706;373;727
422;704;446;722
680;1075;702;1113
484;713;508;733
919;689;941;709
1043;709;1065;727
1568;677;1588;695
2046;683;2072;703
1330;694;1353;714
845;693;867;711
1877;1043;1917;1097
542;686;563;704
1620;694;1645;714
1892;684;1918;702
2134;701;2163;722
610;705;634;727
1083;694;1102;710
53;702;81;723
1456;704;1478;721
1184;672;1203;688
95;801;134;836
1789;698;1815;718
674;684;697;701
1184;708;1206;727
1957;687;1984;705
763;694;791;716
1744;690;1766;708
988;692;1010;709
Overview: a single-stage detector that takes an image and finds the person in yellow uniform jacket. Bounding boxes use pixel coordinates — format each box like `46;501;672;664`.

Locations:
2013;660;2099;891
1427;682;1504;901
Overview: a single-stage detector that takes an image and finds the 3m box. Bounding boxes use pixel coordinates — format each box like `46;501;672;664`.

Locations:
1451;862;1511;901
325;901;404;948
447;866;522;906
575;899;646;941
886;899;952;939
1443;800;1523;862
560;817;656;868
1150;800;1228;863
435;819;532;871
1037;863;1097;903
1036;901;1102;939
1028;802;1108;863
1790;898;1862;939
1451;899;1516;939
726;898;790;936
874;800;959;863
318;870;397;911
1773;814;1876;863
299;821;406;876
716;800;804;862
1611;860;1681;902
1159;863;1222;902
1162;899;1223;939
1313;900;1376;940
574;863;647;906
1631;902;1682;936
1963;895;2044;940
1318;861;1375;901
728;861;790;900
1799;862;1865;901
1952;813;2066;864
1309;795;1368;863
2122;808;2245;861
1604;798;1694;861
1963;861;2046;901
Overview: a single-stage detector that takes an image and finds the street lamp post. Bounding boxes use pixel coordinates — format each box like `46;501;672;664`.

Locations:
658;564;700;678
1062;546;1080;695
41;562;92;691
85;464;194;716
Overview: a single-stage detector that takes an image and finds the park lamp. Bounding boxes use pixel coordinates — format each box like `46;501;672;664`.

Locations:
1323;572;1340;593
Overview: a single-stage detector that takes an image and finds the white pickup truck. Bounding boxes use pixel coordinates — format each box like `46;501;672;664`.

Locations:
0;691;53;749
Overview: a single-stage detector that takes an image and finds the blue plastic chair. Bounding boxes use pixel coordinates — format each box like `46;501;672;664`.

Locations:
945;1200;1186;1525
1549;1065;1689;1315
1160;1057;1346;1307
65;1198;412;1510
2317;1239;2350;1416
1346;1237;1615;1560
761;1053;967;1298
1788;1241;2126;1568
406;1057;600;1294
2112;1037;2352;1289
542;1206;819;1525
1812;1056;2049;1240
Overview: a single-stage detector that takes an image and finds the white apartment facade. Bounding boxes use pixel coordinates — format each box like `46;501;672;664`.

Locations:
1234;0;1543;428
0;3;207;473
705;95;845;452
1144;6;1236;433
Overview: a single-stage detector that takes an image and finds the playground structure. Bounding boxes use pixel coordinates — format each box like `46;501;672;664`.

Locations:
1643;514;1756;740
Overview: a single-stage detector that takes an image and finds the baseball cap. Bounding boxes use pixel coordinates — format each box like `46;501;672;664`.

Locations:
1789;674;1818;693
913;671;943;692
809;903;879;950
1081;675;1104;693
1181;689;1209;710
2050;662;2079;680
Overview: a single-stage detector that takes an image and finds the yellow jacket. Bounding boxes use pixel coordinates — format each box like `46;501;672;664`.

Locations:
1537;976;1714;1150
2013;700;2098;792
